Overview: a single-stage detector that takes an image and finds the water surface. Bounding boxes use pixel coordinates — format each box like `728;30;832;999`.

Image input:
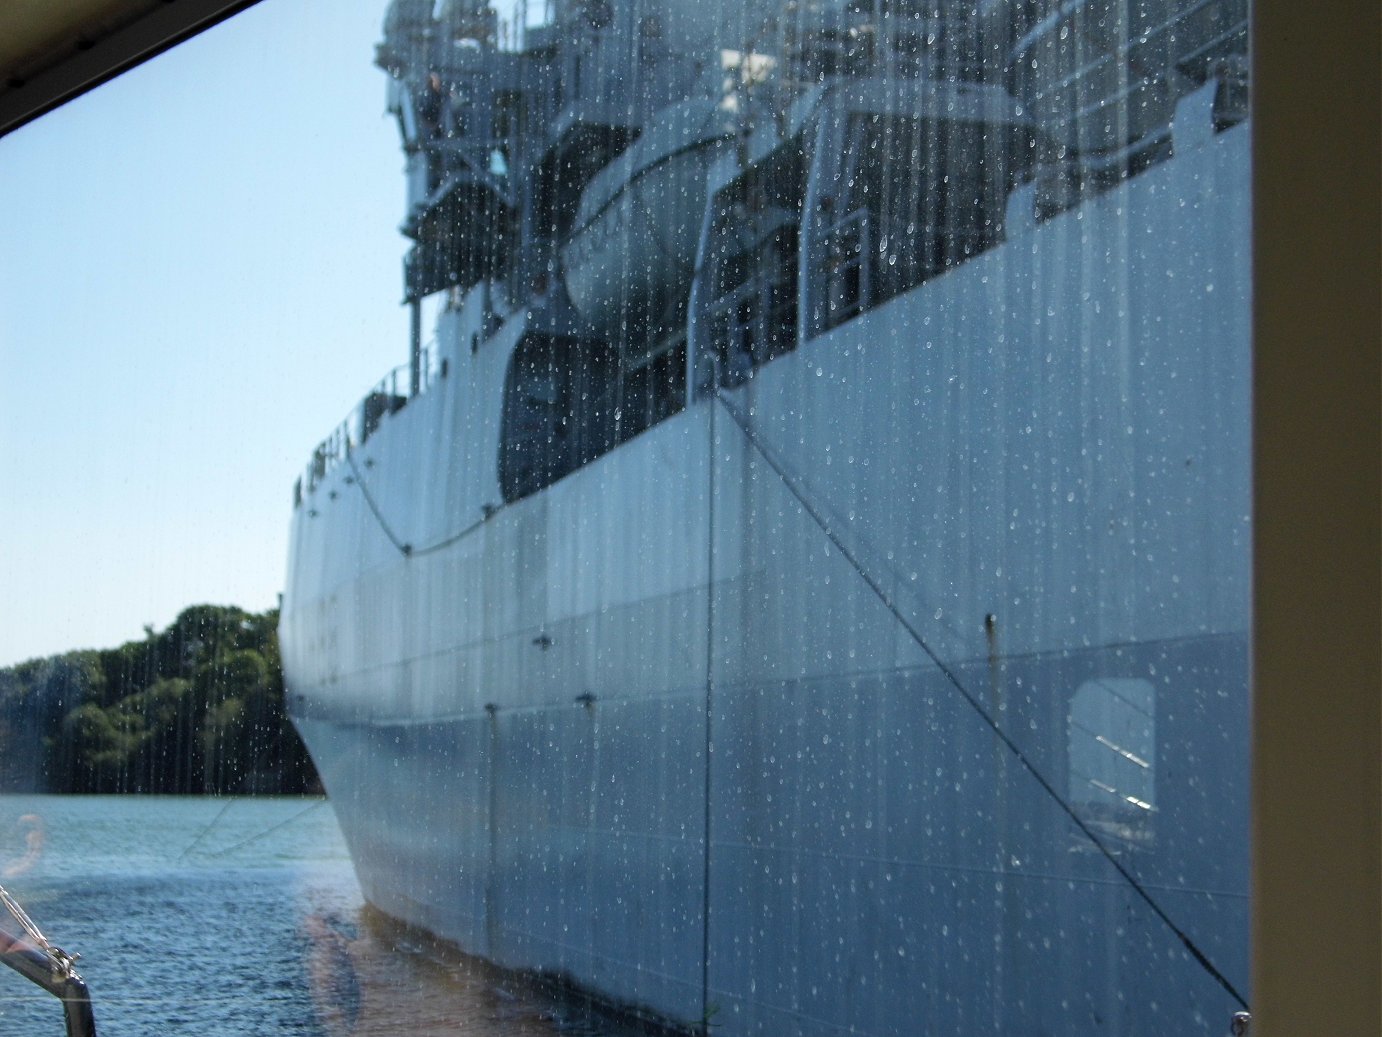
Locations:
0;795;636;1037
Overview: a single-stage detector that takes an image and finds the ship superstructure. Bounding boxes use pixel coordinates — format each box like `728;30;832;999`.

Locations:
282;2;1252;1033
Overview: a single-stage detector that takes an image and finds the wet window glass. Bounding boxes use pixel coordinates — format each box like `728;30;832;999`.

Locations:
0;1;1252;1035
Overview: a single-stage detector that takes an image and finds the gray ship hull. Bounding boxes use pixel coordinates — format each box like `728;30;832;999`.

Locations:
283;107;1251;1036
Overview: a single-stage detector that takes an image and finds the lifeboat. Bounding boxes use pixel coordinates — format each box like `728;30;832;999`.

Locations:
560;99;731;348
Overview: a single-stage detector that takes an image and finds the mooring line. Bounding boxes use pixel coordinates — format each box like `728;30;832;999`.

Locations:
713;390;1248;1011
344;451;411;555
176;797;238;861
344;450;488;558
204;800;326;859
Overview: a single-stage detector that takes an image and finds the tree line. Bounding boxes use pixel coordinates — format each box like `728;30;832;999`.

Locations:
0;605;318;795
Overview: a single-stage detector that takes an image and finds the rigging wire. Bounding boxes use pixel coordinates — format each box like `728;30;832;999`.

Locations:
344;450;489;558
203;800;326;859
344;451;411;554
712;390;1250;1012
176;796;238;861
0;882;53;954
408;514;490;558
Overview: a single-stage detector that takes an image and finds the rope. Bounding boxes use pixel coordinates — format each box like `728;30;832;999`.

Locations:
0;883;52;954
712;390;1249;1011
344;450;490;559
204;800;325;859
176;797;238;861
344;452;412;555
408;515;489;558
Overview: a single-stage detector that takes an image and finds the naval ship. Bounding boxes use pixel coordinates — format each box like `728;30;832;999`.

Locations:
281;1;1252;1033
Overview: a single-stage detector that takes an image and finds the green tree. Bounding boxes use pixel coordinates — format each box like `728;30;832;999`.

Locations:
0;605;317;795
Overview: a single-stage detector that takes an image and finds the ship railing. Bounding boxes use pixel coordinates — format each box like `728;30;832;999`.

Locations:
294;344;439;508
707;270;797;381
0;884;96;1037
817;206;872;331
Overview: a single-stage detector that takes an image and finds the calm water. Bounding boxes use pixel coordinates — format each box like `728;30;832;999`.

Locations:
0;796;641;1037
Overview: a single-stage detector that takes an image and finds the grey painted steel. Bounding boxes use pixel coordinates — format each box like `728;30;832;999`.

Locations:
282;92;1251;1035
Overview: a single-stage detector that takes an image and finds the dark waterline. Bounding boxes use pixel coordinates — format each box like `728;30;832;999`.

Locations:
0;796;656;1037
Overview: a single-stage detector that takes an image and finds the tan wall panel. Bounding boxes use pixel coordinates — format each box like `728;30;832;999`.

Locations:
1252;0;1382;1033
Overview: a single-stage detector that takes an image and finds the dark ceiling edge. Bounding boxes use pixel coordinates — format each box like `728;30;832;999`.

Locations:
0;0;267;140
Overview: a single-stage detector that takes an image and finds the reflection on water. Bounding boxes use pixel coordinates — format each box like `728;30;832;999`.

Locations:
307;906;670;1037
2;814;44;879
0;796;656;1037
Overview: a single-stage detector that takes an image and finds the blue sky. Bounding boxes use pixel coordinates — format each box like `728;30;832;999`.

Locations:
0;1;426;665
